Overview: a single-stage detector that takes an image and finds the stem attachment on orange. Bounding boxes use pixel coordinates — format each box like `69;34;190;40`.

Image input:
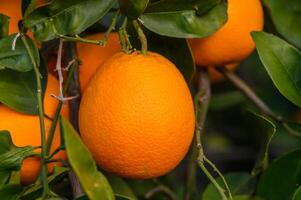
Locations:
132;19;148;55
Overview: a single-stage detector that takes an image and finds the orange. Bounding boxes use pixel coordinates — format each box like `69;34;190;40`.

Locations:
0;74;68;185
0;0;46;37
188;0;264;67
77;32;121;91
79;51;195;179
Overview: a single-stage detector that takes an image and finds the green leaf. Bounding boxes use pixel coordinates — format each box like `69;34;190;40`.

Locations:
0;13;9;39
0;58;47;114
0;131;35;172
252;31;301;107
293;186;301;200
0;34;39;72
21;167;69;200
119;0;149;19
210;91;245;111
127;25;195;82
140;0;227;38
203;172;256;200
60;117;115;200
106;174;137;200
247;113;276;176
0;171;10;186
24;0;115;41
232;196;263;200
257;149;301;200
269;0;301;48
0;184;23;200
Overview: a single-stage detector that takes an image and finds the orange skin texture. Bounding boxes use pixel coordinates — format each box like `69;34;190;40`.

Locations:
79;52;195;179
0;74;68;185
189;0;264;67
77;33;121;91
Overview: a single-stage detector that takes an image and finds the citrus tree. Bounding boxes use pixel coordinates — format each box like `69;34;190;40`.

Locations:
0;0;300;199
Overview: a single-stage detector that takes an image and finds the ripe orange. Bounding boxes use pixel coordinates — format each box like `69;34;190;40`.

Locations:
188;0;264;67
77;32;121;91
79;51;195;179
0;74;68;185
0;0;46;39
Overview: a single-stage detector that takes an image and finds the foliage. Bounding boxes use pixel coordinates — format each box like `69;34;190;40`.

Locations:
0;0;300;199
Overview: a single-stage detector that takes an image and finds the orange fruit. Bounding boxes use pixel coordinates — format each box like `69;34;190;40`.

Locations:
79;51;195;179
0;0;22;34
0;74;68;185
77;32;121;91
0;0;46;46
188;0;264;67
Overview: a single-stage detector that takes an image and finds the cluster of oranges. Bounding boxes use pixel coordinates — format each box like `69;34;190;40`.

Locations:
0;0;263;184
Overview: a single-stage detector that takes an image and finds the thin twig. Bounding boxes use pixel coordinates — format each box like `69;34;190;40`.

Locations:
194;68;231;200
132;20;148;55
145;185;178;200
21;35;50;198
217;68;282;121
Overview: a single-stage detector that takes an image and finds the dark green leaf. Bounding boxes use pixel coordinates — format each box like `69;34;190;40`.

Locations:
293;186;301;200
0;171;10;186
0;34;39;72
119;0;149;19
0;58;47;114
232;196;263;200
282;122;301;137
203;172;256;200
106;174;137;200
127;25;195;82
210;91;245;111
0;184;23;200
252;31;301;107
257;149;301;200
140;0;227;38
0;131;35;172
60;117;115;200
269;0;301;48
76;196;89;200
248;113;276;176
21;167;69;200
0;13;9;38
24;0;115;41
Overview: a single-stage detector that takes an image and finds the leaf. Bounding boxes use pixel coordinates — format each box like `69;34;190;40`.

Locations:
119;0;149;19
257;149;301;200
247;113;276;176
252;31;301;107
0;131;35;172
293;186;301;200
0;58;47;114
106;174;137;200
269;0;301;48
127;25;195;82
140;0;227;38
0;171;10;186
0;184;23;200
21;167;69;200
203;172;256;200
210;91;245;111
24;0;115;41
282;122;301;137
0;13;9;38
0;34;39;72
232;196;263;200
60;117;115;200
